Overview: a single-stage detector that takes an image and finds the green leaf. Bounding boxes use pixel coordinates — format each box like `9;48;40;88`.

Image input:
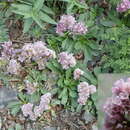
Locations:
46;62;60;73
7;101;21;109
69;90;77;98
59;88;67;98
51;99;61;105
15;124;22;130
11;4;31;12
57;77;64;87
40;12;56;24
76;104;82;112
64;79;70;86
23;18;33;33
12;10;31;18
11;106;21;116
8;128;14;130
29;92;40;103
42;5;54;14
100;20;116;27
50;88;58;95
65;69;72;79
83;70;97;84
61;94;68;105
18;93;26;102
32;14;44;29
34;0;45;11
94;67;101;77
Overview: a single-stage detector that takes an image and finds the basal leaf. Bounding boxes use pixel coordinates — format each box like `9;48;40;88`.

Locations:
40;12;56;25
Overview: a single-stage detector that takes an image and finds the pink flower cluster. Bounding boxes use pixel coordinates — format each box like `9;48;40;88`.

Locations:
58;52;76;69
56;15;88;35
73;68;84;80
116;0;130;12
103;78;130;129
19;41;56;69
77;82;96;105
7;59;21;75
1;41;15;60
21;93;51;120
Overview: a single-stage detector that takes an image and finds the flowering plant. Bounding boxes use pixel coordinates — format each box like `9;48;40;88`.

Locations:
103;78;130;129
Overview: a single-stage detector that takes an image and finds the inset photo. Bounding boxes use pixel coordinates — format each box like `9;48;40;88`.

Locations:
97;74;130;130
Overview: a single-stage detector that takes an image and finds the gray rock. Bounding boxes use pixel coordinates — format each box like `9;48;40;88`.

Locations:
0;87;17;107
92;123;98;130
82;111;95;124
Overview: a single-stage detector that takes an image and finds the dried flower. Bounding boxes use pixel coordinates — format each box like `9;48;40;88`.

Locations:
73;68;84;80
58;52;76;69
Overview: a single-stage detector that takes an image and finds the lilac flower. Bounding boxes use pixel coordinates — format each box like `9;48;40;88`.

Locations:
58;52;76;69
34;93;52;118
18;43;35;62
18;41;56;69
103;78;130;129
40;93;52;110
21;103;34;118
56;15;88;35
34;105;43;118
72;22;88;35
77;82;96;105
116;0;130;12
7;59;21;75
21;93;52;120
112;78;130;95
73;68;84;80
56;15;76;35
1;41;15;60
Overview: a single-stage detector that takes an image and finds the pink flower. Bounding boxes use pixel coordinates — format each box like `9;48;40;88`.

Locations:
58;52;76;69
73;68;84;80
1;41;15;60
77;82;96;105
40;93;52;110
56;15;76;35
34;105;43;118
21;93;52;120
21;103;34;117
72;22;88;35
112;78;130;95
18;41;56;69
7;59;21;75
116;0;130;12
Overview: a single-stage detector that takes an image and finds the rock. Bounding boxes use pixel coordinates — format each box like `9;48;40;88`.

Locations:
0;87;17;108
92;123;98;130
82;111;95;124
